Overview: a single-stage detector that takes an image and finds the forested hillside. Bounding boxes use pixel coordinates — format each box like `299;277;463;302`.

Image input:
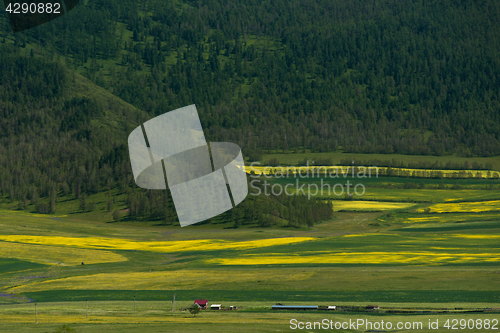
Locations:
2;0;499;156
0;45;332;226
0;0;499;223
0;45;147;210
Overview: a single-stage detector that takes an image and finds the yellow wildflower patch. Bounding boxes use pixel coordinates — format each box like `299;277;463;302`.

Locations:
0;241;127;266
245;165;379;177
332;201;415;211
407;213;500;223
452;234;500;239
430;247;465;250
0;235;315;253
406;217;442;222
207;252;500;266
419;200;500;213
245;165;496;179
342;233;397;238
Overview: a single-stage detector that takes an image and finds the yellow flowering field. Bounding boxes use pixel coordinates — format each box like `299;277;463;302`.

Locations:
207;251;500;266
0;235;315;253
245;165;497;179
407;212;500;223
406;216;443;222
452;234;500;240
10;269;313;293
245;165;380;177
382;168;494;178
337;232;499;242
419;200;500;213
0;241;127;266
332;201;415;211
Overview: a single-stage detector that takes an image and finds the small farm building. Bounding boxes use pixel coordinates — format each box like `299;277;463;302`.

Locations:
194;299;208;309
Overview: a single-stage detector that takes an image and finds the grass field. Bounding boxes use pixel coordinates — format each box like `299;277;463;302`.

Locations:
0;154;500;332
1;303;499;333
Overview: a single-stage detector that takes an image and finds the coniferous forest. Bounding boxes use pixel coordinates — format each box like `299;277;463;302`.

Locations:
0;0;499;225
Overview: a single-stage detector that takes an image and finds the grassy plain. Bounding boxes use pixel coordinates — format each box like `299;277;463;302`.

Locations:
0;153;500;332
1;306;499;333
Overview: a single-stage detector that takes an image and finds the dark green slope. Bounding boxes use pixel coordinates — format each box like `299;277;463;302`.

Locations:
0;45;147;207
0;47;331;228
1;0;499;156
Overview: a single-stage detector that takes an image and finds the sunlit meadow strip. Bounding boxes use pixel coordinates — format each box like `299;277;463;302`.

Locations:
419;200;500;213
331;201;415;211
0;235;316;253
10;269;314;292
206;251;500;265
0;241;127;265
244;165;497;179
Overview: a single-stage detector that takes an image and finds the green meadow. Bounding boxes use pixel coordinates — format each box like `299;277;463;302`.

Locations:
0;154;500;332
